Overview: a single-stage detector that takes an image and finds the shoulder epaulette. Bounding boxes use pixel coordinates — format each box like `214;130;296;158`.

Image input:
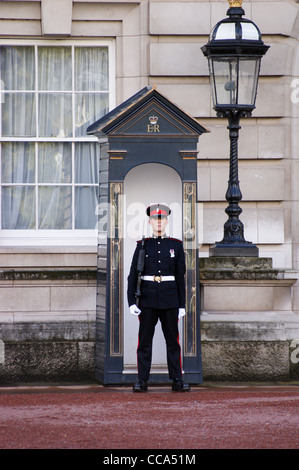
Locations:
169;237;182;242
137;237;150;243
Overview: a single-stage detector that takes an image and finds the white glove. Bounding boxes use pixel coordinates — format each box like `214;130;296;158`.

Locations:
130;304;141;316
178;308;186;319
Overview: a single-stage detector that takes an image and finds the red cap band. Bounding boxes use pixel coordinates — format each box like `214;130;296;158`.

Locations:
150;208;167;217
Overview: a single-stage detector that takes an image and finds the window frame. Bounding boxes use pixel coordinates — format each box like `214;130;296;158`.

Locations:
0;39;115;246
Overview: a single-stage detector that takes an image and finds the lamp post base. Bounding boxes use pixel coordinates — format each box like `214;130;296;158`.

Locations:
209;243;259;257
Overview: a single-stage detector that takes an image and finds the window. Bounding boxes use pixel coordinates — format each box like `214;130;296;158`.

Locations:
0;41;114;244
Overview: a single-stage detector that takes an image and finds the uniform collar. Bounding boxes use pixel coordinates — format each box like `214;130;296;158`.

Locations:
152;234;168;239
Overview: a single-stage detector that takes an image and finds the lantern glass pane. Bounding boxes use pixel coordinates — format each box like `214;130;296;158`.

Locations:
240;22;260;40
211;58;238;106
213;22;236;40
238;58;260;106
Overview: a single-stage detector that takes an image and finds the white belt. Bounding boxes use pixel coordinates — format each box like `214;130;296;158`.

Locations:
141;275;175;283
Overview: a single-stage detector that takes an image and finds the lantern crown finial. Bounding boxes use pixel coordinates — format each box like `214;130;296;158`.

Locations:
228;0;243;7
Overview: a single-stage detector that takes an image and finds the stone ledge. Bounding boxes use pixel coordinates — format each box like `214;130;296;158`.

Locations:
0;268;97;281
201;313;299;342
199;257;273;269
199;256;282;280
0;321;96;342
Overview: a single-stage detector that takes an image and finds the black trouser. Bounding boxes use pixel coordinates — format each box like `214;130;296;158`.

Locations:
137;307;182;381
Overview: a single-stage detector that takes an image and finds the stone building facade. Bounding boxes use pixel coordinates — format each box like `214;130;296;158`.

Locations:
0;0;299;382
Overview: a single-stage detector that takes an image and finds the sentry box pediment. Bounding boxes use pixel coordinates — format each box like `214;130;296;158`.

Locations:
87;85;208;180
87;85;207;138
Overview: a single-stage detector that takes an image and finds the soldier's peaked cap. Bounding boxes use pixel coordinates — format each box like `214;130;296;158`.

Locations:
146;203;171;218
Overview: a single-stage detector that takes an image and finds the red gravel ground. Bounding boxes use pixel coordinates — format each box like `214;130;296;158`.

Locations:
0;385;298;450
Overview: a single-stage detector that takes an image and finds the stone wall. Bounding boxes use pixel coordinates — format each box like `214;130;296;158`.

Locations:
0;269;96;383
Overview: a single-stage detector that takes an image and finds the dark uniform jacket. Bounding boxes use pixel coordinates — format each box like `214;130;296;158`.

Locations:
127;236;186;310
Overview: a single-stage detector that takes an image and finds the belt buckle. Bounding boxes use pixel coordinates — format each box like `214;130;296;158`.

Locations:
154;275;161;283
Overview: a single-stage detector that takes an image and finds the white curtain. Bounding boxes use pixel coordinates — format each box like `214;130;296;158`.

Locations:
75;47;109;136
75;143;99;229
1;46;36;229
38;47;72;138
38;142;72;229
1;143;36;229
1;46;36;136
1;45;107;230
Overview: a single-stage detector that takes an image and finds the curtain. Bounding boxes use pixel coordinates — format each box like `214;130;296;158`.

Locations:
75;47;109;136
1;46;36;137
1;45;106;230
38;143;72;229
1;143;36;229
38;47;72;137
75;143;99;229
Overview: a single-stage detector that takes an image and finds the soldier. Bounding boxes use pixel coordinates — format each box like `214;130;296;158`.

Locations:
127;203;190;392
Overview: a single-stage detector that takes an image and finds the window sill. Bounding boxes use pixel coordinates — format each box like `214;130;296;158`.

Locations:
0;230;100;249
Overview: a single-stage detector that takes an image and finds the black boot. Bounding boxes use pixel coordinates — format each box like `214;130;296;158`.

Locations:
172;378;190;392
133;379;148;392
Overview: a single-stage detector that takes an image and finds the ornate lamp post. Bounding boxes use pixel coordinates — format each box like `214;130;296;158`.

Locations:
201;0;269;256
